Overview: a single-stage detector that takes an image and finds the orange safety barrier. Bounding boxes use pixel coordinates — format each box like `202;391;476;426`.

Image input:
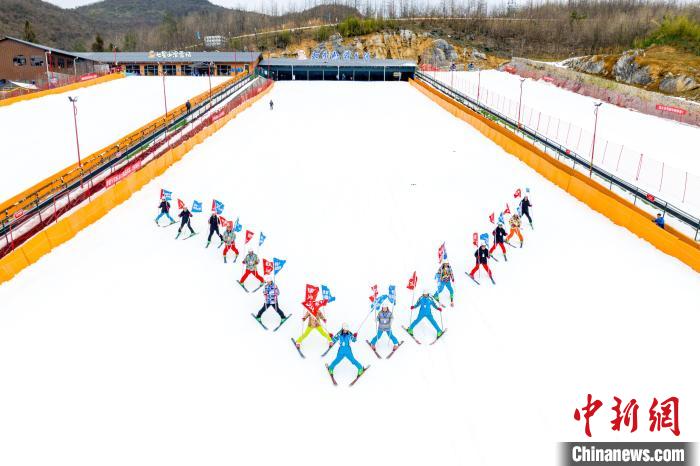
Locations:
0;80;273;285
410;78;700;273
0;72;124;108
0;72;248;224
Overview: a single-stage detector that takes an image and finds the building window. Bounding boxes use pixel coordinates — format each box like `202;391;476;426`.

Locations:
13;55;27;66
30;56;44;67
144;64;158;76
57;58;65;68
163;64;177;76
181;64;193;76
125;64;140;75
217;64;231;76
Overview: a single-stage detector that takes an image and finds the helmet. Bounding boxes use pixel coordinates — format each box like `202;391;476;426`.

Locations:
342;322;349;331
381;305;389;311
481;241;487;247
422;289;429;296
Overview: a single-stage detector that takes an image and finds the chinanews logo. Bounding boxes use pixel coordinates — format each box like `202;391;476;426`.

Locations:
561;394;694;466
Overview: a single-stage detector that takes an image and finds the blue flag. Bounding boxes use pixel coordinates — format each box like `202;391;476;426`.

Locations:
498;212;504;224
388;285;396;305
259;232;266;247
526;187;530;193
273;258;286;275
212;199;224;215
233;217;242;232
321;285;336;303
192;200;202;213
479;232;490;247
372;294;388;311
160;189;172;200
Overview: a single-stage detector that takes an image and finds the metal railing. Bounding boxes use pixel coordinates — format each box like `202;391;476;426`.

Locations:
0;73;262;251
416;71;700;241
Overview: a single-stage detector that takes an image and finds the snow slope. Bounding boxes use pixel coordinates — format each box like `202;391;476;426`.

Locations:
0;81;697;466
0;76;229;203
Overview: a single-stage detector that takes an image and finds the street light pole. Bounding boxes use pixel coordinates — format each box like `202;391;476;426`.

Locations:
208;61;214;110
517;78;525;128
68;96;83;188
73;57;78;78
477;68;481;102
590;102;603;178
45;51;52;88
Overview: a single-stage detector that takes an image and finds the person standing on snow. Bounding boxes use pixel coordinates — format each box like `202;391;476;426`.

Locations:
370;305;399;351
469;243;493;280
295;303;331;349
155;198;175;225
222;223;238;263
490;222;508;259
506;213;524;247
520;195;533;227
177;206;195;236
238;249;264;288
433;259;455;307
328;323;364;377
269;100;274;110
255;280;287;322
207;212;223;247
653;213;665;229
406;291;444;338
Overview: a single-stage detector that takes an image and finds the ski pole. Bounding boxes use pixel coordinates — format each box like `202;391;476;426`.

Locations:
354;306;376;335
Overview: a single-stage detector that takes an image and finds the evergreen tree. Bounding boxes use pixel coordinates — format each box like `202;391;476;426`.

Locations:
91;34;105;52
23;21;36;43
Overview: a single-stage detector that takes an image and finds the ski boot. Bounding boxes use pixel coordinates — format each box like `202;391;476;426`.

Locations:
406;327;414;336
357;368;364;376
437;330;444;338
392;344;398;351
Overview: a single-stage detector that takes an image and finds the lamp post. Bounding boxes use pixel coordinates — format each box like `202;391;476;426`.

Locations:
590;102;603;178
68;96;83;188
208;61;214;110
517;78;525;128
73;57;78;78
44;51;52;88
477;67;481;102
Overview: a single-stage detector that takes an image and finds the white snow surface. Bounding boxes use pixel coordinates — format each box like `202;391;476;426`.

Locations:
0;76;229;203
0;81;698;466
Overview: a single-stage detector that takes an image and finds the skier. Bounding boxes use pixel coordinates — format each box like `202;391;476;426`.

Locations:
269;100;274;110
490;222;508;259
653;213;665;229
238;249;264;288
255;280;288;322
328;323;364;377
433;259;455;307
370;305;399;351
520;195;533;227
469;242;493;281
155;198;175;225
506;213;524;247
185;100;191;114
177;206;195;237
222;223;238;263
295;303;331;348
406;290;443;338
206;212;223;247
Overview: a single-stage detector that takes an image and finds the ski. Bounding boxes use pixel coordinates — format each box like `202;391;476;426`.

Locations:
402;326;422;345
365;340;382;359
182;232;199;240
386;341;405;359
489;254;499;262
489;275;496;285
250;282;265;294
503;254;508;262
158;221;177;228
291;337;305;359
273;314;292;332
218;241;224;249
251;313;268;330
320;341;336;357
237;281;249;293
465;273;481;285
430;329;448;345
324;363;338;386
349;365;371;387
175;231;182;239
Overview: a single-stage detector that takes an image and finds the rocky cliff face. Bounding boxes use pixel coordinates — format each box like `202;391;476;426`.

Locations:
563;46;700;100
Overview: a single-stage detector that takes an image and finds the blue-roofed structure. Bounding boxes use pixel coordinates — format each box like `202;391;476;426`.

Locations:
258;57;417;81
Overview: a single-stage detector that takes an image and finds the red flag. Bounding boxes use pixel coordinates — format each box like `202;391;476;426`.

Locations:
245;230;254;243
472;232;478;246
302;299;328;317
504;203;511;214
177;198;185;210
369;284;378;302
489;213;495;223
218;215;227;226
407;271;417;290
646;193;655;202
514;188;522;198
263;259;273;275
211;200;216;212
305;284;319;303
437;242;445;263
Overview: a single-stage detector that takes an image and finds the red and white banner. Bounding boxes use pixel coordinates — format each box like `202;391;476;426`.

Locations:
472;232;478;246
407;271;418;290
263;259;273;275
105;160;141;188
245;230;254;243
369;284;378;302
177;199;185;210
489;212;495;224
218;215;227;226
655;104;687;116
504;65;516;74
79;72;98;82
543;76;555;83
514;188;522;198
13;209;24;220
504;203;511;214
437;243;445;263
305;284;319;303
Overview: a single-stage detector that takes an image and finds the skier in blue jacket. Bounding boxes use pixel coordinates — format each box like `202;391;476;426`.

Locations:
407;290;444;338
370;305;399;351
328;323;364;376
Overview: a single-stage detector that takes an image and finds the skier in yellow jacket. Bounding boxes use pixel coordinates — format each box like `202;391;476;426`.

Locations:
295;302;331;349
